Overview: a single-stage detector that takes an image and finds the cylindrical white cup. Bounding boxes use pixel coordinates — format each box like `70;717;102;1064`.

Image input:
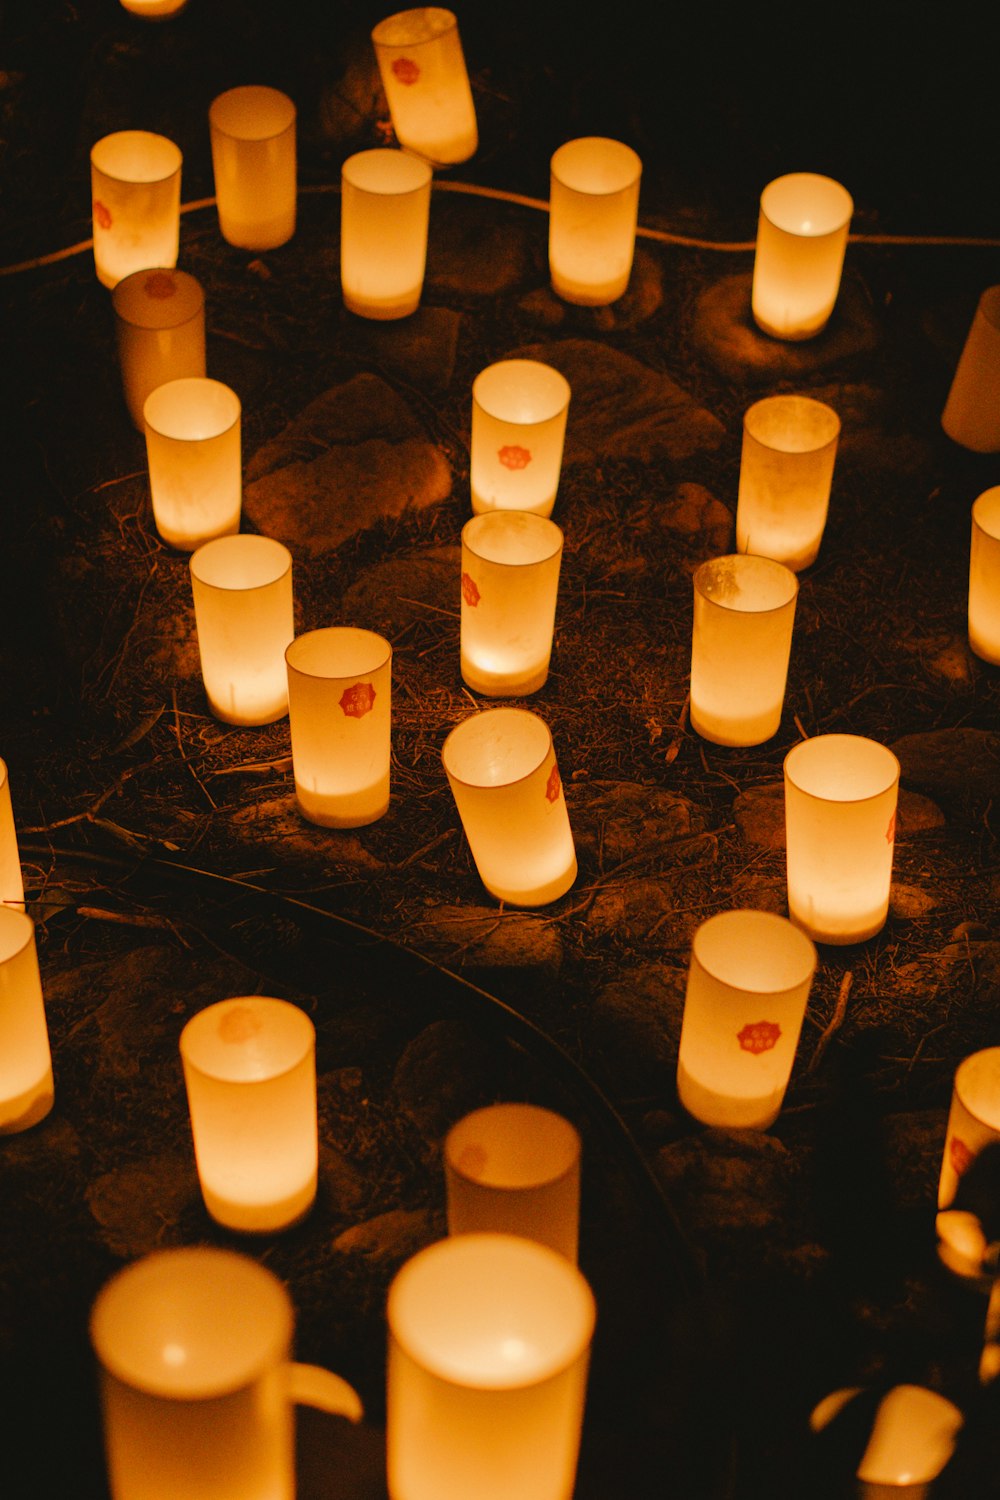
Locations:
340;148;432;320
969;486;1000;664
371;6;478;166
0;758;25;912
460;511;563;696
0;908;54;1133
144;377;242;550
112;268;206;431
677;909;817;1130
471;360;571;518
690;555;798;746
751;172;853;340
91;130;182;290
286;627;392;828
549;137;642;306
387;1233;595;1500
856;1385;964;1497
736;395;841;571
209;86;297;251
937;1047;1000;1281
942;285;1000;452
90;1247;363;1500
189;535;294;726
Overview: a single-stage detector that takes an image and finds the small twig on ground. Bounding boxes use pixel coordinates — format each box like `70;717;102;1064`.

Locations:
76;906;190;947
207;756;293;779
664;694;689;766
394;828;456;871
806;971;853;1074
793;714;810;740
171;688;218;809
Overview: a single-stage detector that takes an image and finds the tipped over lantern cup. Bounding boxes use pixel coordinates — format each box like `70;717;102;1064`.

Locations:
942;286;1000;452
180;996;317;1233
0;758;25;912
968;487;1000;664
0;909;54;1133
209;86;297;250
460;512;563;696
286;628;392;828
442;708;576;906
736;395;841;571
677;910;817;1130
936;1048;1000;1279
189;535;294;725
371;7;478;166
143;377;241;549
112;268;206;430
90;1247;363;1500
387;1233;595;1500
751;172;853;340
784;734;900;945
856;1386;963;1497
690;555;798;746
90;131;182;290
548;137;642;306
445;1103;581;1261
471;360;570;517
340;149;432;319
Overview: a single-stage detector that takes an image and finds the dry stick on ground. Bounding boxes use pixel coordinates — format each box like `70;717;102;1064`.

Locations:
171;687;218;810
806;970;854;1075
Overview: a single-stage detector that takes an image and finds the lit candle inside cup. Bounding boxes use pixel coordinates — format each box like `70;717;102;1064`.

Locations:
119;0;188;15
471;360;571;518
442;707;577;906
460;512;563;696
751;172;853;340
285;627;392;828
143;377;242;550
90;130;182;290
0;908;54;1134
936;1047;1000;1277
784;734;900;945
968;486;1000;664
340;148;432;320
180;997;318;1233
189;535;294;726
689;554;798;746
371;7;478;166
736;395;841;571
209;86;297;251
942;285;1000;453
549;137;642;307
0;758;25;912
112;268;206;431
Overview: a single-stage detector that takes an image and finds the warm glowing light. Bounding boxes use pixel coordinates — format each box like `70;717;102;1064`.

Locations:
371;7;478;166
0;908;54;1133
189;535;294;726
471;360;571;518
549;137;642;306
90;131;182;290
143;378;242;550
112;268;206;431
209;86;297;251
942;285;1000;452
937;1048;1000;1232
751;173;853;340
340;149;432;319
968;486;1000;664
119;0;188;16
856;1385;963;1489
460;512;563;696
736;395;841;571
0;758;25;912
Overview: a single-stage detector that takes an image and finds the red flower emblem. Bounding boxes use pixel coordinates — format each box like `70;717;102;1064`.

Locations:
391;57;421;85
950;1135;974;1178
340;682;376;719
545;764;561;804
93;199;113;230
143;271;177;300
737;1020;782;1055
461;572;481;608
498;444;532;470
885;809;896;844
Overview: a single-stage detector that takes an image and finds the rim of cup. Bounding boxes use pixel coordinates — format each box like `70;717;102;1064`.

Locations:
743;394;841;454
342;148;432;195
759;172;853;237
445;1103;581;1192
209;85;296;142
180;997;314;1086
462;512;564;567
189;534;291;593
144;378;241;442
691;909;817;996
784;733;900;804
372;7;459;47
693;555;798;615
550;136;642;196
91;130;182;184
285;626;391;682
441;707;553;790
112;268;204;331
953;1047;1000;1131
472;360;570;426
972;485;1000;540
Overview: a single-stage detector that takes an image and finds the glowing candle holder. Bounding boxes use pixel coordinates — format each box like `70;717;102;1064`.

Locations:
180;997;317;1233
937;1048;1000;1278
371;7;478;167
0;909;54;1133
784;734;900;945
471;360;571;518
340;149;432;320
112;268;206;431
119;0;188;16
0;758;25;912
460;512;563;696
942;285;1000;452
751;172;853;340
857;1386;963;1496
90;131;182;290
736;395;841;571
91;1246;363;1500
286;628;392;828
690;555;798;746
189;535;294;726
387;1233;595;1500
143;377;241;550
209;86;297;251
549;137;642;306
445;1103;581;1261
968;486;1000;664
442;708;576;906
677;910;817;1130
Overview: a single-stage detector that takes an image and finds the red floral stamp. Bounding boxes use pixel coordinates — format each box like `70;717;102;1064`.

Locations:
950;1135;974;1178
498;444;532;470
143;271;177;300
737;1020;782;1054
93;200;112;230
545;764;561;804
885;809;896;844
340;682;376;719
392;57;420;85
461;572;481;608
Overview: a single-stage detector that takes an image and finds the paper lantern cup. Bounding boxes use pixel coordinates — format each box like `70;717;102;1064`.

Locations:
677;909;817;1130
0;758;25;912
942;285;1000;452
189;535;294;726
471;359;570;518
445;1103;581;1261
209;86;297;251
968;486;1000;664
460;512;563;696
751;172;853;340
937;1047;1000;1277
0;908;54;1134
91;1247;362;1500
286;628;392;828
857;1386;963;1495
371;6;478;166
91;130;182;290
340;149;432;320
119;0;188;16
180;997;317;1233
387;1233;595;1500
143;378;242;550
784;734;900;945
113;268;206;431
549;137;642;306
690;555;798;746
736;395;841;571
